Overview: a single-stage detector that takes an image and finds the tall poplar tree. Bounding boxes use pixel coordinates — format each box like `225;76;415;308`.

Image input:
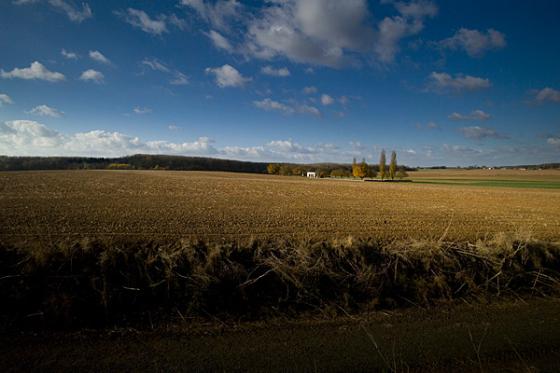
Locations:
379;150;386;180
389;151;397;180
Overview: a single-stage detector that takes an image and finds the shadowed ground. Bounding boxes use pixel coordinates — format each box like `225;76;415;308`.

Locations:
2;298;560;372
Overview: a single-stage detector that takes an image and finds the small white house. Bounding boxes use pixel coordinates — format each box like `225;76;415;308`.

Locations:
306;171;317;178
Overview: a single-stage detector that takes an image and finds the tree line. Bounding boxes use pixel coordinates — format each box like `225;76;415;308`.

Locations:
268;150;411;180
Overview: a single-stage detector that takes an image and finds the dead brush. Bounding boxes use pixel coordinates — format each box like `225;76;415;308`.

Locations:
1;233;560;329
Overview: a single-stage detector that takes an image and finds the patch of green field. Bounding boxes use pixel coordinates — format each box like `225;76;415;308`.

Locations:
413;178;560;189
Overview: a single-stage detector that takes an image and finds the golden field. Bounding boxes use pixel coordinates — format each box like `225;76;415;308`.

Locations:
1;169;559;242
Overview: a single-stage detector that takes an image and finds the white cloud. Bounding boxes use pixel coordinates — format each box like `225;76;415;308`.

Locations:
16;0;93;23
47;0;92;23
253;98;320;116
180;0;243;32
297;105;321;116
168;124;180;131
133;106;152;115
61;48;78;59
533;87;560;103
253;98;294;114
79;69;104;83
0;94;13;106
117;8;168;35
0;120;219;157
448;109;491;121
440;28;506;57
141;58;188;85
89;50;111;65
261;66;290;77
427;72;491;92
205;30;233;52
1;61;65;82
243;0;375;67
141;58;170;73
374;0;437;63
14;0;93;24
205;64;250;88
547;136;560;150
185;0;436;67
170;71;189;85
0;120;63;150
303;86;317;94
320;94;334;106
27;104;63;117
459;126;508;140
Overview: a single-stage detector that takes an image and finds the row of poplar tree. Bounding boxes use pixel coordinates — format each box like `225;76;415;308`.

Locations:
351;150;408;180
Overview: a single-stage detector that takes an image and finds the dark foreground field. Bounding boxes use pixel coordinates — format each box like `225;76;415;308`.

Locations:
3;299;560;372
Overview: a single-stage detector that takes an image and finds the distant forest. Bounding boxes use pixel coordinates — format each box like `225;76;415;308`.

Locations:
0;154;557;173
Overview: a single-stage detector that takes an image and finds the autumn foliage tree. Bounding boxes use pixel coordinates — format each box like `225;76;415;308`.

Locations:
267;163;281;174
352;158;363;178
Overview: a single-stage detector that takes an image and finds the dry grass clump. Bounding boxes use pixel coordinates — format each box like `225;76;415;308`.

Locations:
1;233;560;329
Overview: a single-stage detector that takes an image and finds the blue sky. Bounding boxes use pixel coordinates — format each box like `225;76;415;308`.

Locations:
0;0;559;166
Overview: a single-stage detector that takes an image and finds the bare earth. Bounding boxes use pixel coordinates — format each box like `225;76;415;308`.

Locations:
1;170;560;242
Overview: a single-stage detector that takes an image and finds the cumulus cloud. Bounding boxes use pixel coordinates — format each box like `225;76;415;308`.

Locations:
320;94;334;106
243;0;375;67
1;61;65;82
427;72;491;92
0;120;63;150
458;126;508;140
260;66;290;77
448;109;491;121
27;104;63;117
374;0;438;63
1;120;342;161
61;48;78;59
205;30;233;51
0;119;218;157
205;64;250;87
0;93;13;106
183;0;437;67
439;28;506;57
533;87;560;104
89;50;111;65
79;69;104;83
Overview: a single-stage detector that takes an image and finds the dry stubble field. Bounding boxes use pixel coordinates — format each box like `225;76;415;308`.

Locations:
1;169;559;242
